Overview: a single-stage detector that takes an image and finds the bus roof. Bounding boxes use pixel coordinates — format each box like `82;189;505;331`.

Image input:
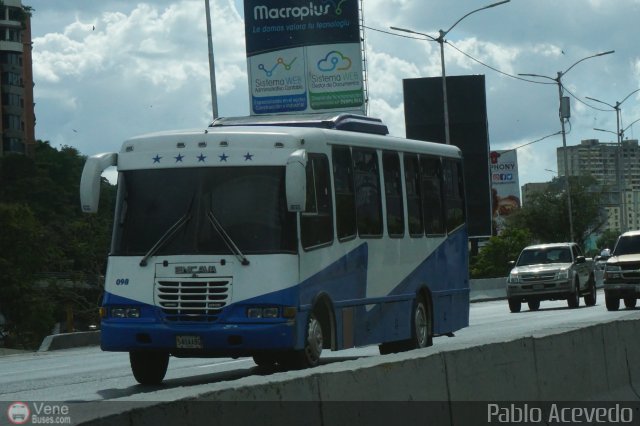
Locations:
210;113;389;136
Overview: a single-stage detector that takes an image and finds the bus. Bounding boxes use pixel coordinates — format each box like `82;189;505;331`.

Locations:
80;113;469;384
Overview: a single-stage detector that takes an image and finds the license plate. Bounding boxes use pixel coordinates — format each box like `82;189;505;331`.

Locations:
176;335;202;349
533;284;544;290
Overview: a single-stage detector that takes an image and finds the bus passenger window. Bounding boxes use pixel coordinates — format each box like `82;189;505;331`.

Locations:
420;156;445;235
443;159;465;232
332;146;357;240
382;151;404;237
403;154;423;237
301;154;333;249
352;148;382;237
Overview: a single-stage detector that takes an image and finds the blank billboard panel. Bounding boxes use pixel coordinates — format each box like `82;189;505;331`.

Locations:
403;75;492;238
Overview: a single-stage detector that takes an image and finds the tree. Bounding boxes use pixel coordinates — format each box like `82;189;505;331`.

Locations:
508;175;605;248
471;227;533;278
596;229;620;253
0;141;115;348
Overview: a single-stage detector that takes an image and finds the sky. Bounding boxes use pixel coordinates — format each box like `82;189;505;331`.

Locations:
27;0;640;187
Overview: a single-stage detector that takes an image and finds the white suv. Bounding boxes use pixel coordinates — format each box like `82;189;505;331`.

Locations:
603;230;640;310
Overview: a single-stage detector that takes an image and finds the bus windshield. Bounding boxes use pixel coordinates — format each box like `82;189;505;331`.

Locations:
112;166;297;256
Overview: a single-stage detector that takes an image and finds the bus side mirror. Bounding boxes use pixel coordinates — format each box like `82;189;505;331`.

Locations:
285;149;307;212
80;152;117;213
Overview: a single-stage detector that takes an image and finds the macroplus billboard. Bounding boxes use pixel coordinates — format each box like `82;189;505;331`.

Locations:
244;0;365;115
489;150;520;235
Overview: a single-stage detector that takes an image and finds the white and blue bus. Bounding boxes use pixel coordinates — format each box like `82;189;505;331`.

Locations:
80;114;469;384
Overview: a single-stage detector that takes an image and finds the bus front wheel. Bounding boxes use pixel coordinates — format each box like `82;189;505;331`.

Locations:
129;351;169;385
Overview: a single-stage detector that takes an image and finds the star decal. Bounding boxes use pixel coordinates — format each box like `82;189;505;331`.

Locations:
152;154;162;163
219;153;229;162
244;152;254;161
197;153;207;162
174;153;184;163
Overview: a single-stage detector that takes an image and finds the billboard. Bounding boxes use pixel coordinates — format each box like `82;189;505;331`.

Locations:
403;75;492;238
243;0;365;115
489;150;521;235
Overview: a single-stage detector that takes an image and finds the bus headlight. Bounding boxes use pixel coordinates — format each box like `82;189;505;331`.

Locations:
247;307;279;318
110;307;140;318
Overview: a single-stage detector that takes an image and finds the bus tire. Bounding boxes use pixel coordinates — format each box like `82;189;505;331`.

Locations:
282;311;323;369
379;294;432;354
411;294;432;349
129;351;169;385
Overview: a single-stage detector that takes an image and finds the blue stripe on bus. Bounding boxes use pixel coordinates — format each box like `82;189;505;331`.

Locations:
101;227;468;352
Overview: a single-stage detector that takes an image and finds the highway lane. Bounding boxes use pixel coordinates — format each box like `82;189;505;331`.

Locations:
1;289;639;402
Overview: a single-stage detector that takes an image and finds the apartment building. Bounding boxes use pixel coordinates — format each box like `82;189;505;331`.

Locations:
0;0;34;157
557;138;640;232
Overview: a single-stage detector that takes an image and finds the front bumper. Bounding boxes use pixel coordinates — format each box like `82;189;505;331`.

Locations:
507;279;572;301
100;319;297;356
604;282;640;298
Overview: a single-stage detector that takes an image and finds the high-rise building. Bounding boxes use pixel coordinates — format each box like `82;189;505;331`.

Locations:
557;138;640;232
0;0;34;157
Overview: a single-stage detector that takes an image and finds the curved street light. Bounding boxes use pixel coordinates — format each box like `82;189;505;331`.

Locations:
587;88;640;232
518;50;615;243
390;0;510;145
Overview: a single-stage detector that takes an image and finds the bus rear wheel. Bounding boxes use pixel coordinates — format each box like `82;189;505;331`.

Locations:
379;294;432;354
281;312;323;369
129;351;169;385
411;295;432;349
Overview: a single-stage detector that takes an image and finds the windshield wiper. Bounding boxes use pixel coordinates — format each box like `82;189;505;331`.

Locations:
207;210;250;266
140;199;194;267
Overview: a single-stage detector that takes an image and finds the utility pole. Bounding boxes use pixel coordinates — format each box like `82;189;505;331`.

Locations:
205;0;219;119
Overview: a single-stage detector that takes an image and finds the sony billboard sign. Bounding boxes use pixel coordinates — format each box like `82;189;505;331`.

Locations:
243;0;365;115
490;150;521;235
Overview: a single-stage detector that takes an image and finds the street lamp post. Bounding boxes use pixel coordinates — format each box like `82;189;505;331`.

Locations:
390;0;510;145
205;0;219;119
519;50;615;243
587;88;640;232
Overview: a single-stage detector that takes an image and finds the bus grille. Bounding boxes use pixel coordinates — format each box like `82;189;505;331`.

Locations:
155;279;231;322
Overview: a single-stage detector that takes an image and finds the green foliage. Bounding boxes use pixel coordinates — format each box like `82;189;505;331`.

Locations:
471;227;533;278
596;228;620;252
472;175;606;279
0;142;115;348
507;175;604;247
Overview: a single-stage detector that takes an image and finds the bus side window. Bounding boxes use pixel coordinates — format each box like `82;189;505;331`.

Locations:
403;154;423;237
443;159;465;232
420;156;445;235
352;148;383;237
382;151;404;237
301;154;334;250
332;146;357;241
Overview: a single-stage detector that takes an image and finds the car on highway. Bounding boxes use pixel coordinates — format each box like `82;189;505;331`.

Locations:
603;230;640;310
506;242;596;312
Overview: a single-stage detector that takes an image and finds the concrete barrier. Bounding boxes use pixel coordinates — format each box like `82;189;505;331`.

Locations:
75;318;640;425
38;330;100;352
469;277;506;302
